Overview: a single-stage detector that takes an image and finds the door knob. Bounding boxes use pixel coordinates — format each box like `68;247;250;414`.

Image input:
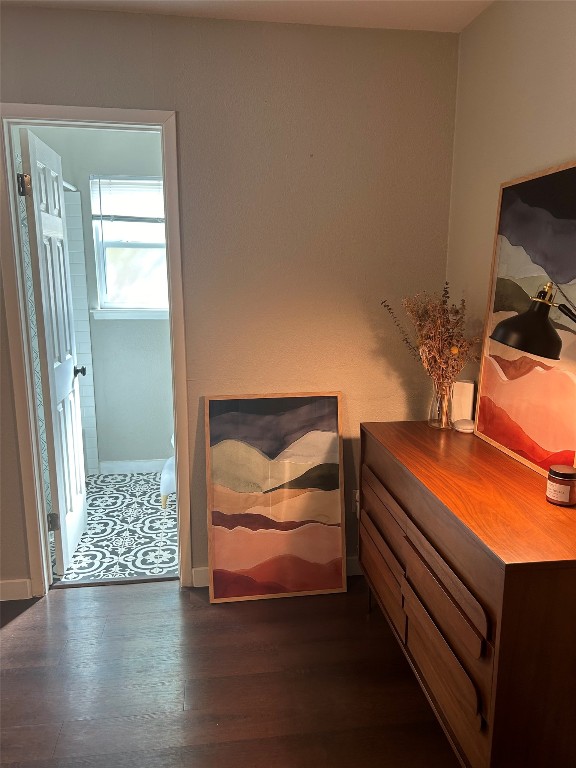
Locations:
74;365;86;378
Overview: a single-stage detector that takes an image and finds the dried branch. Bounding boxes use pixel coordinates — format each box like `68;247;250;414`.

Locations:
380;299;420;361
382;282;480;390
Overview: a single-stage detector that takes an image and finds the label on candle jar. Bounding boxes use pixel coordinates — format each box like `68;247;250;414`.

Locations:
546;479;571;503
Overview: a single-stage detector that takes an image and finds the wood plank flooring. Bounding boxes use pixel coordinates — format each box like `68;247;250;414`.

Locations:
0;577;459;767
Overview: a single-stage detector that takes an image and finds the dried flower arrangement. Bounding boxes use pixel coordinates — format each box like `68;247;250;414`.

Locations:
382;282;479;428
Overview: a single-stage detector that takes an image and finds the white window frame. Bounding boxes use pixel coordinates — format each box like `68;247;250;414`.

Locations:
90;174;169;312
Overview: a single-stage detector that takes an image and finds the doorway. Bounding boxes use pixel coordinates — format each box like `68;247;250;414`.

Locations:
1;105;192;595
28;125;177;584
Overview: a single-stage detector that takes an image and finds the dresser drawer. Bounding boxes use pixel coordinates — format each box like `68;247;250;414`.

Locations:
360;517;406;641
360;509;403;584
405;538;485;659
405;537;494;721
362;467;406;567
403;579;488;767
362;464;408;530
406;519;489;640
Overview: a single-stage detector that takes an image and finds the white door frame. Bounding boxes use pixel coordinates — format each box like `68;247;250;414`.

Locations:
0;103;192;595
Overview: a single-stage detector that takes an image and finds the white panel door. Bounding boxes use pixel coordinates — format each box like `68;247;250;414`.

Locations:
21;129;87;574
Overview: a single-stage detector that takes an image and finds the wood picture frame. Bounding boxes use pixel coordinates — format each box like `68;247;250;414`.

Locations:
474;162;576;475
205;392;346;602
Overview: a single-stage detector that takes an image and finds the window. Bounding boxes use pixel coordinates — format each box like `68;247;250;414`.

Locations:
90;176;168;310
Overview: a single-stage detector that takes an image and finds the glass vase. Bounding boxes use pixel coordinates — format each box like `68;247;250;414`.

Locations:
428;382;453;429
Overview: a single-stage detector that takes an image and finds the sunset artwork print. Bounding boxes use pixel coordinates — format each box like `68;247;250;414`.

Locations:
476;164;576;475
206;394;346;602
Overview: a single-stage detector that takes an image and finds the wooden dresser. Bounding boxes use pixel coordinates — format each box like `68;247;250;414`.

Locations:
359;421;576;768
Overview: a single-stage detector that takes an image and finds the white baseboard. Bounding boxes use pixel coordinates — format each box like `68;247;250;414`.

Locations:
99;459;169;475
0;579;33;600
346;555;362;576
192;567;210;587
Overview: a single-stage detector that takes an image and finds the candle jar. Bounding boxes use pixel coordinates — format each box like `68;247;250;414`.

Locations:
546;465;576;507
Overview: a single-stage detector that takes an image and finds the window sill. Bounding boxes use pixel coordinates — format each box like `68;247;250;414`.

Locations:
91;309;169;320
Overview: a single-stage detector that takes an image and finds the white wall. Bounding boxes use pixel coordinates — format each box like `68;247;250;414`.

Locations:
89;318;173;463
447;0;576;328
1;7;459;572
29;126;173;464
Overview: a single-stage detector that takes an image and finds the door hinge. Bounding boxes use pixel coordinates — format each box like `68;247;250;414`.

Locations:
17;173;32;197
47;512;60;532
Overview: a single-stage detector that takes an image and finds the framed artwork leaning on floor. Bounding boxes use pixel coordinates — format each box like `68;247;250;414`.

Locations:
205;392;346;602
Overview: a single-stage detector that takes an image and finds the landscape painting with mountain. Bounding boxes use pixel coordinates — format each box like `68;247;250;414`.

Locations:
206;394;345;602
476;164;576;475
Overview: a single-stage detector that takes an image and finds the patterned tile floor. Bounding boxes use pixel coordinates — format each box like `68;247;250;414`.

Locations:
58;473;178;584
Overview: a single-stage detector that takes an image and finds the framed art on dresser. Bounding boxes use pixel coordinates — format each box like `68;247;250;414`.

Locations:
475;162;576;475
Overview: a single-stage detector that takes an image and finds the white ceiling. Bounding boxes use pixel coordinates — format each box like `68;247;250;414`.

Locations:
0;0;494;33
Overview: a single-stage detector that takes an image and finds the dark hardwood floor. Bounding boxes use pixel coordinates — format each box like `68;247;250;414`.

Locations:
0;599;41;629
0;577;459;767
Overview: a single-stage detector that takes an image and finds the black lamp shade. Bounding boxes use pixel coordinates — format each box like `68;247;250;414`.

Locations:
490;300;562;360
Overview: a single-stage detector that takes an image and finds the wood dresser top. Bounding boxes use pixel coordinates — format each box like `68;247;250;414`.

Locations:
362;421;576;566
